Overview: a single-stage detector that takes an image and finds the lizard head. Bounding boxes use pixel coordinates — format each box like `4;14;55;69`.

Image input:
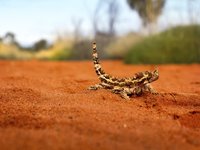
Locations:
133;69;159;85
147;69;159;83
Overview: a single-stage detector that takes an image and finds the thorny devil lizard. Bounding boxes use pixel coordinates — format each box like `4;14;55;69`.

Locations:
88;42;159;100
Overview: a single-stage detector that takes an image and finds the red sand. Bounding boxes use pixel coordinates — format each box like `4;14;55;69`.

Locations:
0;60;200;150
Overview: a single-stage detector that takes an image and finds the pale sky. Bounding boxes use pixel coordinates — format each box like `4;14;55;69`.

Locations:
0;0;199;45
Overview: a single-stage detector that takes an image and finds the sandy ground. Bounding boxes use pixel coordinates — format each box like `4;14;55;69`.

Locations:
0;60;200;150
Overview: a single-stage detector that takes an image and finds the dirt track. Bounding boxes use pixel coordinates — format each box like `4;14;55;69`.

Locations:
0;60;200;150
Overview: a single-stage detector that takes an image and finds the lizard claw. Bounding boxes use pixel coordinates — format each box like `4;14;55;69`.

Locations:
151;91;159;95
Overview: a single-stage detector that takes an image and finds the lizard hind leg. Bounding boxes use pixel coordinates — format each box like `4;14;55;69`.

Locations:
111;86;123;94
88;82;113;90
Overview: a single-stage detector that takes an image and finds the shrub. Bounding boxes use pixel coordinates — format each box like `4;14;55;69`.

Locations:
35;39;72;60
125;25;200;64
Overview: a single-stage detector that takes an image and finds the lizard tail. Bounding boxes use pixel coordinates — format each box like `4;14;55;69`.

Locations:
92;42;105;76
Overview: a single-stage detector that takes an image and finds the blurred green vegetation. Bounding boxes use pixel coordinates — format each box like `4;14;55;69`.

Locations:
0;44;33;60
35;39;72;60
1;25;200;64
125;25;200;64
0;38;72;60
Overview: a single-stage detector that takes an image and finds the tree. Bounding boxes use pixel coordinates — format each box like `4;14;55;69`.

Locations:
4;32;16;44
71;18;83;43
127;0;165;31
85;0;119;37
107;0;119;36
33;39;48;51
2;32;21;47
187;0;199;24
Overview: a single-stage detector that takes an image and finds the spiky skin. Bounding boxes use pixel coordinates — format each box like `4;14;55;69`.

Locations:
88;42;159;100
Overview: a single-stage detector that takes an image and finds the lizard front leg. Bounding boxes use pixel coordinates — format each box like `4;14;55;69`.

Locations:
131;86;143;96
113;87;143;99
111;87;130;100
143;84;158;94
